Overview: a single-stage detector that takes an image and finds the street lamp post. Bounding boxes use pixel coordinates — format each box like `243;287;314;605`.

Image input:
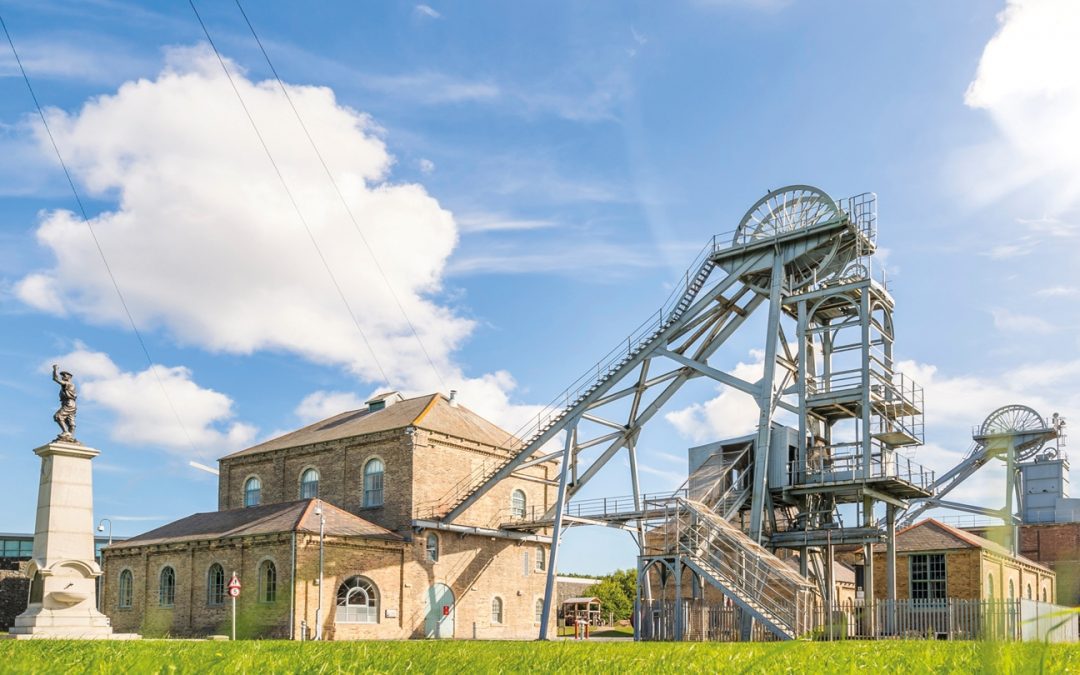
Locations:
314;501;325;640
97;518;113;546
96;518;112;611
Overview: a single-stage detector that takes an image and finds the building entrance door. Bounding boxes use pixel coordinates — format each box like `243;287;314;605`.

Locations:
424;583;455;638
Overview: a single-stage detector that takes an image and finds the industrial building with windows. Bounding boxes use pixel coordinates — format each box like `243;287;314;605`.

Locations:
100;392;557;639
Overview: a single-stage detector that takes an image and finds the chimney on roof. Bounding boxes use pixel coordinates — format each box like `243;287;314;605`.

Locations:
449;390;458;407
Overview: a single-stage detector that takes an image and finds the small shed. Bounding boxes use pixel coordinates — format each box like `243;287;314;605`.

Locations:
562;596;602;626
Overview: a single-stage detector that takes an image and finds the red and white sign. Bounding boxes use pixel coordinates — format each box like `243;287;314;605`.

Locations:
228;573;241;598
442;605;450;617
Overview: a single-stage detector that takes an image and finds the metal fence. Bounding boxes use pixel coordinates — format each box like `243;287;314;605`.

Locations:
637;598;1078;643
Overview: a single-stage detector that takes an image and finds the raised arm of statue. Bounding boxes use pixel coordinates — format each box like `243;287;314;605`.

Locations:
52;364;62;385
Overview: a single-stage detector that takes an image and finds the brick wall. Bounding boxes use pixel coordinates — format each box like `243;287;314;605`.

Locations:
871;548;1054;602
0;566;29;630
218;426;556;536
103;529;554;640
966;522;1078;605
410;429;554;530
102;536;295;638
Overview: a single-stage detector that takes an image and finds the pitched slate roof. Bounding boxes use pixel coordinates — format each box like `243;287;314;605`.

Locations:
108;499;401;549
221;392;519;460
784;556;856;586
874;519;1051;571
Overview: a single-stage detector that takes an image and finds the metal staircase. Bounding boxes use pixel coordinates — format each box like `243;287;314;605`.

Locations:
646;498;815;640
421;255;722;519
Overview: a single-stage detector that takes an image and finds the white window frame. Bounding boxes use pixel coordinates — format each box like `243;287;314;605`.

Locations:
363;458;385;508
118;568;133;609
511;489;527;518
299;468;319;499
244;475;262;508
206;563;225;606
426;533;439;563
159;565;176;608
336;576;379;624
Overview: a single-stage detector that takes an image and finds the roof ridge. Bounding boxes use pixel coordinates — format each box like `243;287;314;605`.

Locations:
410;393;441;426
219;501;306;537
925;518;991;549
294;499;317;531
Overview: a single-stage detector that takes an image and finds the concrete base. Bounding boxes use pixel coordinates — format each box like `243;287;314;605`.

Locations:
9;604;114;638
5;631;140;640
9;441;128;639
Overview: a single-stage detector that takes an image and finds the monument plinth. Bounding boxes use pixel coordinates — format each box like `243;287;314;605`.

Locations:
9;441;114;638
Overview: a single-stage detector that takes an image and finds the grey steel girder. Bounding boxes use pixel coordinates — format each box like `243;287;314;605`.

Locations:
442;251;768;524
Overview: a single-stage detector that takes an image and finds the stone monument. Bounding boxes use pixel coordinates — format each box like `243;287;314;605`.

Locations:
9;366;118;638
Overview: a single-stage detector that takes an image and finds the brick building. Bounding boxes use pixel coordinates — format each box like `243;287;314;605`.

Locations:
101;392;557;639
870;519;1056;603
964;522;1080;606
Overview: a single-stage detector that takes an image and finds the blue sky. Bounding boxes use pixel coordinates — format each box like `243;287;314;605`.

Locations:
2;0;1078;574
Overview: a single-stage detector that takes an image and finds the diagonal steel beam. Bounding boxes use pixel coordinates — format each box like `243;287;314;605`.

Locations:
543;290;769;516
443;253;766;524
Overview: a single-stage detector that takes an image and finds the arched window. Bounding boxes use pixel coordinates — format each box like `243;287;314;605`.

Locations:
1008;580;1015;599
244;476;261;507
118;569;133;609
363;459;384;507
1026;584;1032;600
299;468;319;499
1042;588;1048;602
534;598;544;623
535;546;546;572
336;576;378;623
511;489;527;518
159;566;176;607
207;563;225;606
259;560;277;603
426;533;439;562
491;597;504;624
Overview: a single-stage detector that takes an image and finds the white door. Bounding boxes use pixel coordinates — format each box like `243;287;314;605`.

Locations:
424;583;455;638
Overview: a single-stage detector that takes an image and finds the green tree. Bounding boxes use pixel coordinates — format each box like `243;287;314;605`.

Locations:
588;577;632;621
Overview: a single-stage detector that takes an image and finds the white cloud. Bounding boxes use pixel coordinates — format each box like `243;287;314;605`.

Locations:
1036;285;1079;297
990;308;1056;334
982;240;1035;260
295;390;365;424
418;158;435;174
448;240;661;277
13;44;537;432
359;71;499;104
665;350;767;444
455;212;556;233
1019;215;1078;238
48;344;256;460
413;4;442;19
0;37;153;84
960;0;1080;212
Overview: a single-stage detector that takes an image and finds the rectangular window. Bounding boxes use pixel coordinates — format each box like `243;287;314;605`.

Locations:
522;551;529;577
910;553;946;600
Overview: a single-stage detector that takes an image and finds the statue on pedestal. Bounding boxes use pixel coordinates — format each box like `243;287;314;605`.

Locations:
52;364;78;443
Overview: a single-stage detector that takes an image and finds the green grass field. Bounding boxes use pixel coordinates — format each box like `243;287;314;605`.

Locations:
0;640;1078;674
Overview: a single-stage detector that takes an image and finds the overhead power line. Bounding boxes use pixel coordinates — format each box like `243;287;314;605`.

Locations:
1;11;202;457
188;0;393;391
233;0;449;393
